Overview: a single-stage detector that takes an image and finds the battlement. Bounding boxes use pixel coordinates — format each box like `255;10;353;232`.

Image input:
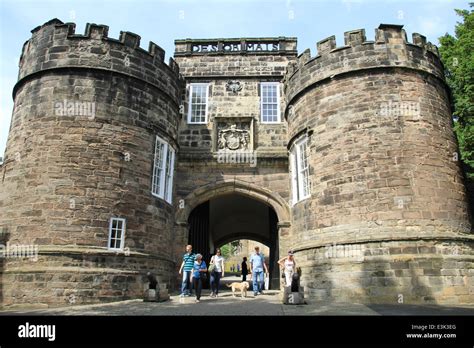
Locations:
284;24;445;108
17;19;181;103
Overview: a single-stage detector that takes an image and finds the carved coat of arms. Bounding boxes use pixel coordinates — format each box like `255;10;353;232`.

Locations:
218;124;250;151
226;80;243;94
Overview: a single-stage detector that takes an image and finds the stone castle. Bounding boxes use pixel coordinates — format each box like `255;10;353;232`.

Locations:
0;18;472;308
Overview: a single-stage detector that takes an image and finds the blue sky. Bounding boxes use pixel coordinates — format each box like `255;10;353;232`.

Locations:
0;0;470;157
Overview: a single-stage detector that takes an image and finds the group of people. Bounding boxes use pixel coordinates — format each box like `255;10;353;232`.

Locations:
178;244;297;303
178;244;224;303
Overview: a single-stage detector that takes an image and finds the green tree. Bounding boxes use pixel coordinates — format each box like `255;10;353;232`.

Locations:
220;243;231;258
219;241;241;258
438;3;474;178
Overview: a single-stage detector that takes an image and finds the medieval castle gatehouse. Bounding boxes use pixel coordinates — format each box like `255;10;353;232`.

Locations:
0;19;472;307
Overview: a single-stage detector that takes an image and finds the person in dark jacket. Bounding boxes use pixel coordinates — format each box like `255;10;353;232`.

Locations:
241;257;249;282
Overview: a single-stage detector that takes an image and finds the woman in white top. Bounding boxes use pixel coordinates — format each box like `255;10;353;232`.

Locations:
210;248;225;297
278;250;296;287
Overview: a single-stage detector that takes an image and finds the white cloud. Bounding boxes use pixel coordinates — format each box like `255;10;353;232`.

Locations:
0;82;15;156
417;16;448;40
341;0;370;12
0;103;13;158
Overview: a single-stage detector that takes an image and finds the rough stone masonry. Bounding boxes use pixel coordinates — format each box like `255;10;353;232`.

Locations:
0;19;472;308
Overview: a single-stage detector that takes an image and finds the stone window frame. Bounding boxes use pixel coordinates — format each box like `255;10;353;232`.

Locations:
260;82;281;123
187;83;210;124
108;217;126;251
151;135;175;204
290;135;311;204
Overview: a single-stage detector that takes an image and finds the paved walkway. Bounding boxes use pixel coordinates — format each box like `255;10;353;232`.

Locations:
2;275;473;316
2;291;473;316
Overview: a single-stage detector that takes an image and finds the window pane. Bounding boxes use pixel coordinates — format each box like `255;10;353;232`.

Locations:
261;83;279;123
292;138;311;203
303;173;310;197
164;147;174;201
109;218;125;250
151;136;174;204
189;84;208;123
166;149;175;203
152;139;165;196
298;139;311;199
290;149;299;204
110;237;117;249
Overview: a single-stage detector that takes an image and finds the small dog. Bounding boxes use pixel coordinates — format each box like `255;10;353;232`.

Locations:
226;281;249;298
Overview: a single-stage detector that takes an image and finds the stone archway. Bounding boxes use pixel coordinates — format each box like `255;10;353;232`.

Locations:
175;179;291;290
176;179;291;225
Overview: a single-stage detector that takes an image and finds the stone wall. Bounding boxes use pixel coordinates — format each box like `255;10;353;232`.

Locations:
0;19;181;307
284;25;473;304
288;70;470;244
298;240;473;304
1;19;472;308
174;37;297;153
173;38;296;263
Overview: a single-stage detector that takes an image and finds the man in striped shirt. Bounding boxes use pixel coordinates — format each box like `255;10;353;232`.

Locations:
179;244;196;297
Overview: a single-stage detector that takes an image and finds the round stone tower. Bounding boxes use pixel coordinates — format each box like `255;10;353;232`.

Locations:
0;19;181;307
283;25;473;304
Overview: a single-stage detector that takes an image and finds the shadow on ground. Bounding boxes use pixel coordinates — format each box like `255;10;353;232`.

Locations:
1;291;473;316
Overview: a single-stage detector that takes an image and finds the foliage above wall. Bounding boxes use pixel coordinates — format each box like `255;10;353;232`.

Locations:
439;3;474;179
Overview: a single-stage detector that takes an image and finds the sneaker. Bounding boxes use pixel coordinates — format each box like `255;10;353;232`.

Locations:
195;299;200;303
254;292;258;296
179;294;185;297
258;292;263;295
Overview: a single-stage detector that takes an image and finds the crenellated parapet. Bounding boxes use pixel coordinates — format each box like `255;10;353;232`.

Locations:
283;24;445;113
16;18;182;105
284;24;473;305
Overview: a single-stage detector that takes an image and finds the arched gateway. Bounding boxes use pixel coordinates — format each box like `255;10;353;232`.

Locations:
175;180;291;289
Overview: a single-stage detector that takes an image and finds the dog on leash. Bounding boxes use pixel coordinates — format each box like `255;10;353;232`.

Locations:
226;281;249;298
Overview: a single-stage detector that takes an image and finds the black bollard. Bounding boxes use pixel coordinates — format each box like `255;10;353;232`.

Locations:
147;272;158;290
